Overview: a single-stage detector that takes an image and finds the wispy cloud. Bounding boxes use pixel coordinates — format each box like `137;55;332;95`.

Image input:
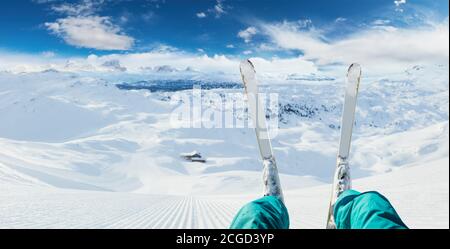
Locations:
334;17;347;23
45;16;134;50
197;0;228;19
394;0;407;7
394;0;407;12
50;0;102;16
41;51;56;58
237;26;258;43
41;0;135;51
196;12;207;18
211;0;226;18
371;19;391;26
32;0;59;4
258;18;449;74
142;11;156;22
0;48;320;80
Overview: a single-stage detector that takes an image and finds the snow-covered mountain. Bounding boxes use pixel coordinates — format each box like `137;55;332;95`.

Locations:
0;64;448;228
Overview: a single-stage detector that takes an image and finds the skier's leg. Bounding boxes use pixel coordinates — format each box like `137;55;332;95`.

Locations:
333;190;408;229
230;196;289;229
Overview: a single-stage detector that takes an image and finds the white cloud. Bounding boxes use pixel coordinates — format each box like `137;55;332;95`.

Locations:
0;51;67;73
372;19;391;26
0;48;320;81
50;0;101;16
198;0;227;19
258;43;280;52
41;0;135;51
212;0;226;18
88;51;318;77
226;44;235;48
142;11;156;22
119;15;129;24
248;57;317;76
42;51;56;58
45;16;134;50
394;0;406;7
335;17;347;23
242;50;253;55
260;19;449;74
196;12;207;18
32;0;59;3
238;26;258;43
394;0;407;12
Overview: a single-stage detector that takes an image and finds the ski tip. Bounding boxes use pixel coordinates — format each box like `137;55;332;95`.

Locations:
347;63;362;80
240;59;256;75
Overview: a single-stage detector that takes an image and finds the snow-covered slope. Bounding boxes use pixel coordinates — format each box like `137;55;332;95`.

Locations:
0;156;447;228
0;64;448;228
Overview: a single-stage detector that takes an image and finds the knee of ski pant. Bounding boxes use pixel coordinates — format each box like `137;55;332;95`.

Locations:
334;190;408;229
229;196;289;229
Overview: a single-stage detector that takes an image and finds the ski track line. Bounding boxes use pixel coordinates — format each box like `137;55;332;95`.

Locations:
179;196;194;229
117;197;173;229
208;200;234;227
154;197;185;229
101;196;176;229
1;195;326;229
217;200;241;219
203;198;229;228
195;198;208;229
78;196;171;228
25;206;91;229
141;196;189;228
182;197;193;229
188;197;197;228
128;196;180;229
197;198;215;229
162;196;193;229
192;198;202;229
150;196;186;228
183;197;197;229
132;197;181;228
210;200;234;219
175;197;191;229
166;196;189;229
84;197;157;228
198;198;221;228
106;197;176;229
215;199;246;222
0;218;36;229
170;196;194;229
2;205;78;229
204;200;228;228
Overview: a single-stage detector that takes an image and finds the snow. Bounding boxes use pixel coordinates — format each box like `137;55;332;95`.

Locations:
0;64;448;228
0;157;447;228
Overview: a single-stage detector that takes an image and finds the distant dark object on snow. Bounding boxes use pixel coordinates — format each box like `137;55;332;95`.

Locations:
180;151;206;163
191;157;207;163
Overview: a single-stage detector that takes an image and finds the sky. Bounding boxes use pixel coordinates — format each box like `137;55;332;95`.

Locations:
0;0;448;77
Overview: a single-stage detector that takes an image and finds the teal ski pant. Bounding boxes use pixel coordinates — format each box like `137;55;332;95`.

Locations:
229;190;408;229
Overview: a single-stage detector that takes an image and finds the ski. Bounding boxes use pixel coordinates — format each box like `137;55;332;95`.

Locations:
239;59;284;202
326;63;362;229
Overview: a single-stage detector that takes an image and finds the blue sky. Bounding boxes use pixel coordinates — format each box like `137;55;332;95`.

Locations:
0;0;448;56
0;0;448;76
